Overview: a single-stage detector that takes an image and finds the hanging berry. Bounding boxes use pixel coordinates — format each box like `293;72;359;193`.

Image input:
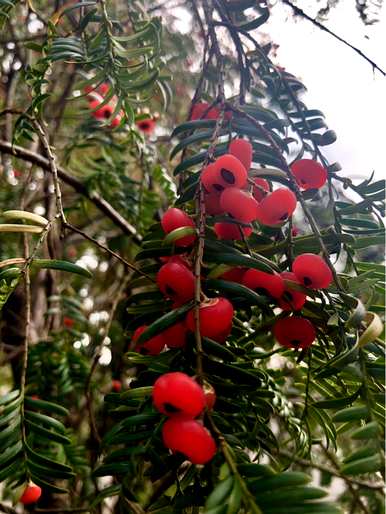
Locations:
190;101;220;121
112;380;122;392
273;316;316;349
132;325;166;355
201;155;247;193
292;253;333;289
19;483;42;505
136;118;156;135
219;188;259;223
204;192;223;216
242;269;285;299
252;178;270;202
153;372;206;418
162;418;217;464
255;188;297;226
290;159;327;190
162;321;188;348
278;271;307;311
219;267;246;283
161;208;196;247
157;261;195;304
228;138;253;171
214;222;252;240
186;297;234;342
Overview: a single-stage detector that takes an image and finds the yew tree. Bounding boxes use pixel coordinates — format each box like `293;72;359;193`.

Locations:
0;1;384;513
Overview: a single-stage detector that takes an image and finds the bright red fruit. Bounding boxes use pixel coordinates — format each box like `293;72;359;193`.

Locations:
63;317;74;328
89;99;113;120
162;418;216;464
219;267;246;283
255;188;297;226
133;325;165;355
214;222;252;240
161;208;196;247
190;101;219;121
136;118;156;135
112;380;122;392
228;138;252;171
273;316;316;349
98;82;110;95
186;297;234;342
253;178;270;202
204;192;223;216
162;322;188;348
242;269;285;299
292;253;333;289
201;155;247;193
290;159;327;190
278;272;307;311
157;261;195;304
20;483;42;505
153;372;205;418
220;188;259;223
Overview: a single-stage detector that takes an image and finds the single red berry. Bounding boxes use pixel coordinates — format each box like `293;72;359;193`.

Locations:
292;253;333;289
109;112;123;128
63;317;74;329
136;118;156;135
253;178;270;202
204;192;223;216
20;483;42;505
98;82;110;96
255;188;297;226
273;316;316;349
201;155;247;193
31;394;39;400
220;188;259;223
153;372;206;418
162;418;216;464
161;208;196;247
219;267;246;283
112;380;122;392
162;322;188;348
228;138;252;171
290;159;327;190
242;269;285;299
214;222;252;240
278;272;307;311
89;100;113;120
190;101;219;121
157;261;195;304
186;297;234;343
133;325;166;355
202;381;216;411
13;169;22;178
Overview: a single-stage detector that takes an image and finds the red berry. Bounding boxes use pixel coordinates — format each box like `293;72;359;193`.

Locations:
214;222;252;240
255;188;297;226
89;100;113;120
204;192;223;216
220;188;259;223
157;261;195;304
136;118;156;135
153;372;205;418
292;253;333;289
228;138;252;171
278;272;307;311
201;155;247;193
190;102;219;121
253;178;270;202
162;418;216;464
162;322;188;348
242;269;285;299
110;113;122;128
63;317;74;328
161;208;196;247
112;380;122;392
202;381;216;410
273;316;316;349
98;82;110;96
133;325;165;355
20;483;42;505
186;297;234;342
219;267;246;283
290;159;327;190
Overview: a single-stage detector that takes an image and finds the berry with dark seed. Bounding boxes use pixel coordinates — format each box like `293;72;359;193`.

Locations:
220;187;259;223
157;261;195;304
133;325;165;355
186;297;234;342
278;271;307;311
273;316;316;349
161;208;196;247
255;188;297;226
290;159;327;190
292;253;333;289
242;269;285;299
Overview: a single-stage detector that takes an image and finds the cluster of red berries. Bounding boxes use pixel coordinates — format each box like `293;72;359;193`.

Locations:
19;482;42;505
152;372;216;464
190;101;232;122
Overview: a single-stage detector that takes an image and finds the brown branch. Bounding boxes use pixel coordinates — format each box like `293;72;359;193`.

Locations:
282;0;385;77
0;140;141;243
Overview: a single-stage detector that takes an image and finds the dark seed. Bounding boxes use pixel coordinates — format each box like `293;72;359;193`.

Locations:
163;402;180;413
255;287;269;296
291;339;301;346
165;285;176;296
220;168;235;184
279;212;288;221
303;277;312;286
213;183;224;192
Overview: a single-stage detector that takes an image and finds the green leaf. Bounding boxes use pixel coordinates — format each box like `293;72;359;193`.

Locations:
205;476;234;509
163;226;197;245
24;396;69;417
341;454;383;475
33;259;92;278
2;210;48;226
205;279;268;308
25;419;71;445
24;410;67;434
332;405;369;422
350;421;379;439
248;472;311;494
255;486;327;505
0;440;23;469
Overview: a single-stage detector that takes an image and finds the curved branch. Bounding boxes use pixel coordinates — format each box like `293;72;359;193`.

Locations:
0;140;141;243
282;0;385;77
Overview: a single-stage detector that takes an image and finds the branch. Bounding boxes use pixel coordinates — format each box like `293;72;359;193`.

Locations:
0;140;141;243
281;0;386;77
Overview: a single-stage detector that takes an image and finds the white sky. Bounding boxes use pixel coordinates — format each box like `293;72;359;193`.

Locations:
266;0;385;181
